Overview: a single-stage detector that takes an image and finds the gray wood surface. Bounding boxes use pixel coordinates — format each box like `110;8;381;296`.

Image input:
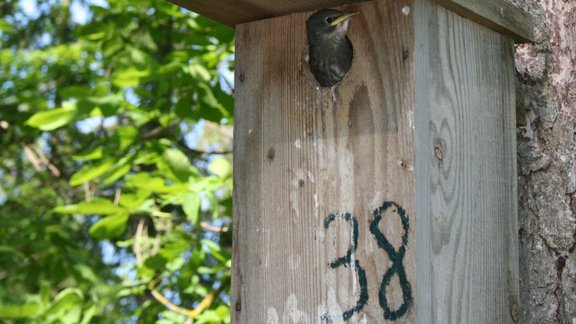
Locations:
169;0;369;26
232;0;520;322
170;0;534;42
232;0;417;322
435;0;535;42
414;0;520;322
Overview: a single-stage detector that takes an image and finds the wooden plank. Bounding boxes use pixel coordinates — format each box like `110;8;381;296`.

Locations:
232;0;416;322
170;0;534;41
169;0;370;26
414;0;520;322
435;0;535;42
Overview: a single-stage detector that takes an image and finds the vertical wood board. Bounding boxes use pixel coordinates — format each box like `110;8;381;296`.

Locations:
414;0;520;322
232;0;416;322
435;0;534;42
232;0;520;322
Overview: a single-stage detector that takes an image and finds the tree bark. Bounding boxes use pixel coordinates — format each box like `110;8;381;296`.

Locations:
512;0;576;322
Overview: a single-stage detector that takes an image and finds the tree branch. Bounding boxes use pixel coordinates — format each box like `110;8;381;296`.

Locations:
200;221;229;233
148;281;228;319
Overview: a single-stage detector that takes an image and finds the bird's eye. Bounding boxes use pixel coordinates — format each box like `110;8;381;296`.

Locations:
325;17;335;24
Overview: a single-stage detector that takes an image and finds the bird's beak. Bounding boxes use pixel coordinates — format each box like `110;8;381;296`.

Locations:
329;12;359;27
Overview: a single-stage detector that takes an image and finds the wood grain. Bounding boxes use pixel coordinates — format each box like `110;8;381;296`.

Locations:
169;0;370;26
435;0;535;42
414;0;520;322
170;0;534;42
232;0;520;322
232;0;416;322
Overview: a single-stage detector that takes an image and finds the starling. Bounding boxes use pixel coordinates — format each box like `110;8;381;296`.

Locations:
306;9;358;87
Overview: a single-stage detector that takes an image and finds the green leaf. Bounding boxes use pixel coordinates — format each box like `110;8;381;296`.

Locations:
60;85;91;99
101;163;132;186
0;302;41;318
161;148;192;182
0;20;15;33
197;83;230;122
72;147;103;161
202;238;230;263
130;49;148;68
118;190;151;209
102;36;124;56
185;64;211;82
166;257;185;272
0;245;25;259
69;159;115;186
26;104;78;131
53;198;126;215
214;81;234;118
73;264;99;283
195;307;230;323
115;125;138;150
144;254;167;270
79;94;123;117
44;288;83;324
75;21;109;40
111;67;152;87
125;173;169;192
101;155;135;186
182;192;201;223
79;304;98;324
208;157;232;178
89;214;130;240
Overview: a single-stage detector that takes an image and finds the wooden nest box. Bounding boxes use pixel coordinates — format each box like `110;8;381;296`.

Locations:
172;0;534;322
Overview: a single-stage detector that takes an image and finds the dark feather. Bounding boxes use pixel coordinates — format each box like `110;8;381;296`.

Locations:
306;9;355;87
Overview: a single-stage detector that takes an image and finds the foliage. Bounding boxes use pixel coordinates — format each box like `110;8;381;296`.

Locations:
0;0;234;322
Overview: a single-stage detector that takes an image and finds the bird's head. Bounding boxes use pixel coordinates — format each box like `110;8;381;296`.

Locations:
306;9;358;43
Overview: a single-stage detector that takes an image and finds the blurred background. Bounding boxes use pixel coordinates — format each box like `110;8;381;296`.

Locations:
0;0;234;322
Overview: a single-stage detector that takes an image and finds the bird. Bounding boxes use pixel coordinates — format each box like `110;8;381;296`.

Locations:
306;9;358;87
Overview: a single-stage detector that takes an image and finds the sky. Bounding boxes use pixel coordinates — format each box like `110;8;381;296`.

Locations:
19;0;107;25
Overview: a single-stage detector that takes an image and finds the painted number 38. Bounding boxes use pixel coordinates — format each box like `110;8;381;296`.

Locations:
322;201;412;321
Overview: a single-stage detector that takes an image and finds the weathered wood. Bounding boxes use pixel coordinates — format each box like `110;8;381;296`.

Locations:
231;0;520;322
169;0;369;26
414;0;520;322
435;0;535;42
232;0;416;322
170;0;534;42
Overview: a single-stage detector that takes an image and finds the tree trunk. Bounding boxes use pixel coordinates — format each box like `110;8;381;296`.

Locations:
513;0;576;322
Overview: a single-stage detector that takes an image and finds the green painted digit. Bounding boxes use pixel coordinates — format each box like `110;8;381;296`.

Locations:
323;213;368;321
369;201;412;320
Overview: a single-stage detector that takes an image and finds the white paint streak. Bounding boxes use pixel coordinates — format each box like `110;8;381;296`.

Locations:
288;254;301;270
326;287;344;323
331;87;338;104
313;193;319;219
282;294;309;323
264;229;271;267
402;5;411;15
290;168;306;218
294;138;301;149
266;307;279;324
407;109;414;129
315;228;325;243
306;170;315;183
350;230;358;295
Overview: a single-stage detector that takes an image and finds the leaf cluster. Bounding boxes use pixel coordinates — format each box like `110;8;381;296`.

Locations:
0;0;234;322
